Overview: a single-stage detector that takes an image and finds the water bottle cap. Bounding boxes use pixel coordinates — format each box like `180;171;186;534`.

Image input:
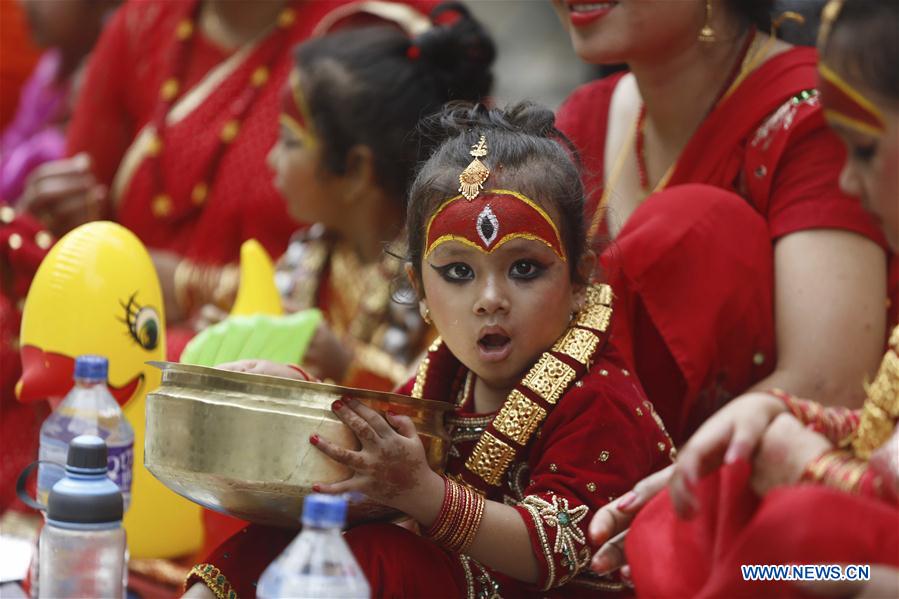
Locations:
302;493;347;528
47;436;123;525
74;355;108;381
66;435;108;473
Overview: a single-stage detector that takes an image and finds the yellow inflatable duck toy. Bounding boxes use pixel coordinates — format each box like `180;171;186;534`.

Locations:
16;221;203;559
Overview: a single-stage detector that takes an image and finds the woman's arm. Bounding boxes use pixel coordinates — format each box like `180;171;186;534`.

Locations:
749;229;886;408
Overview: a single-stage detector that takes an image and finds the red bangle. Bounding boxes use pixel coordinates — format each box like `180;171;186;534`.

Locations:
424;476;485;553
287;363;315;381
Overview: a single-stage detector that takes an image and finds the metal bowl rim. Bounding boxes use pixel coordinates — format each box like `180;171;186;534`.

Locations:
147;360;451;412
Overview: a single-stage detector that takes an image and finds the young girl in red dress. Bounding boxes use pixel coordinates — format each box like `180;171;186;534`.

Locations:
184;102;673;598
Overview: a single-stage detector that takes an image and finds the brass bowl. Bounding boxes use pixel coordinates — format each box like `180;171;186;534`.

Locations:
144;361;450;528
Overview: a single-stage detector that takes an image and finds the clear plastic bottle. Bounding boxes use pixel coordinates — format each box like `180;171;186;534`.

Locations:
38;435;126;599
38;355;134;509
257;494;370;599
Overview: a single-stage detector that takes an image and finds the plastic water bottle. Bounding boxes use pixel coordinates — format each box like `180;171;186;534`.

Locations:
38;355;134;509
38;435;126;599
257;494;370;599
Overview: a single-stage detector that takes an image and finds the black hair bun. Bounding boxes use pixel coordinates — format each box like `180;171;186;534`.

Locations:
434;101;559;139
414;2;496;102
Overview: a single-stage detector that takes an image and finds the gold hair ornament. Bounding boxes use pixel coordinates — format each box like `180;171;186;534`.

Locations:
458;135;490;201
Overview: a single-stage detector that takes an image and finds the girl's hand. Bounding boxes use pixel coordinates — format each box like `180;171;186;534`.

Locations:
215;359;315;381
590;464;674;576
311;399;441;514
302;321;353;382
750;413;832;496
669;392;787;518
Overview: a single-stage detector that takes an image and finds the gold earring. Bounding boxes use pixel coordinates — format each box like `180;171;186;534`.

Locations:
422;307;432;325
698;0;716;42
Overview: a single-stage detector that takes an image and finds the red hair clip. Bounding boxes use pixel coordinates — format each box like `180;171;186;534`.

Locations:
406;43;420;60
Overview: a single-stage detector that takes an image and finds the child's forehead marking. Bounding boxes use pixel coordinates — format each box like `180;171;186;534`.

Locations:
429;236;558;260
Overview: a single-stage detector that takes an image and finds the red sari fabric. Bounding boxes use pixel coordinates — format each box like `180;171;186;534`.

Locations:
191;336;674;597
556;48;888;445
68;0;316;264
626;461;899;598
0;213;51;511
67;0;437;267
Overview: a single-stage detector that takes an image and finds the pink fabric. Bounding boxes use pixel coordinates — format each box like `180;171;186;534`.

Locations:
0;50;68;203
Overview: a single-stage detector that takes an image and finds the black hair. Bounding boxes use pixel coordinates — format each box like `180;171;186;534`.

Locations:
293;2;495;205
821;0;899;103
727;0;774;32
406;102;588;290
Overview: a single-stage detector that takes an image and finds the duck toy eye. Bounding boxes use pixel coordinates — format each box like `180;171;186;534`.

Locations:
120;293;161;351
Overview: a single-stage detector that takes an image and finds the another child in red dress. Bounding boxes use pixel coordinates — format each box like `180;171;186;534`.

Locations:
184;102;673;598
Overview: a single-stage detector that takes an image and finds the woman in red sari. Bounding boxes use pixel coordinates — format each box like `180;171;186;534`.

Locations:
552;0;890;446
589;1;899;595
184;103;674;598
18;0;434;333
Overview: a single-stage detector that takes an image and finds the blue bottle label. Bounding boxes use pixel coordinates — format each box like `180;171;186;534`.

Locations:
107;443;133;496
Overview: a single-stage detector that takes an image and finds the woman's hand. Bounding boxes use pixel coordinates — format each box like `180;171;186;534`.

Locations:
589;464;674;576
311;399;443;515
750;413;832;496
18;153;108;237
302;321;354;382
215;359;314;381
669;392;787;518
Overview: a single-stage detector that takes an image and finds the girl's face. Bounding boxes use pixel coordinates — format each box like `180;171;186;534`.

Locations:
827;84;899;251
551;0;706;65
419;202;588;392
268;77;345;227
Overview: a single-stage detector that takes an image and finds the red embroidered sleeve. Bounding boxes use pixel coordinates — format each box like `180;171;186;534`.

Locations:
512;359;673;590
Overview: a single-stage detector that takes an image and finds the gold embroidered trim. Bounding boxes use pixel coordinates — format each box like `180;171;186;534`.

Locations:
456;370;474;408
588;283;613;307
519;494;590;590
459;554;501;599
575;304;612;332
552;327;600;367
411;338;442;399
522;354;576;405
184;563;237;599
493;390;548;446
465;431;516;486
643;400;677;460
